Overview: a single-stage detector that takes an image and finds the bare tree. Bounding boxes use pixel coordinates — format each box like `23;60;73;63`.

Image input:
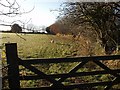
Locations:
0;0;21;17
57;2;120;54
0;0;34;30
0;0;34;16
11;23;22;33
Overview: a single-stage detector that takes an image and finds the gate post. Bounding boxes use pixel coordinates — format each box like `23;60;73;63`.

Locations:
5;43;20;89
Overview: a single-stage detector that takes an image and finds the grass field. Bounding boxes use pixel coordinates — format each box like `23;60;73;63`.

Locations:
1;33;95;59
1;33;120;89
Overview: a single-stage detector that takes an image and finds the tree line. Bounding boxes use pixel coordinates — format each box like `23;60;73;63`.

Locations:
46;2;120;54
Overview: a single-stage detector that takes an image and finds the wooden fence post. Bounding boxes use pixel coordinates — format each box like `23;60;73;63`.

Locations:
5;43;20;89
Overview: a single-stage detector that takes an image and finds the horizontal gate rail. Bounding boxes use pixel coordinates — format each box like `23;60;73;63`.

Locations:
15;81;119;90
18;55;120;64
19;69;120;80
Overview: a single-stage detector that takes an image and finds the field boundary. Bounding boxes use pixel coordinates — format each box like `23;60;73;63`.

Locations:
0;31;47;34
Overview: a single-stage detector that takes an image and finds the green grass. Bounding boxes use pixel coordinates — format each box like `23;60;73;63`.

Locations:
1;33;83;58
1;33;86;88
1;33;120;89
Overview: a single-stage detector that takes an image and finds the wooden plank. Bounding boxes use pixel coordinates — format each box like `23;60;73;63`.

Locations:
93;60;120;78
4;81;115;89
16;81;117;89
19;69;120;80
105;77;120;90
56;61;88;85
5;43;20;89
21;63;64;87
19;55;120;64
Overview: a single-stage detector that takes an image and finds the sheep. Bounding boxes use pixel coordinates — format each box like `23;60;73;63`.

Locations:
50;39;54;43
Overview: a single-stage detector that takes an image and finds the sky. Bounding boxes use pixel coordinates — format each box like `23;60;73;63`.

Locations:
20;0;62;26
0;0;119;31
0;0;64;31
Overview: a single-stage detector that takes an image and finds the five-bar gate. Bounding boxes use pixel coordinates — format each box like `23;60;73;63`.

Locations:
3;43;120;89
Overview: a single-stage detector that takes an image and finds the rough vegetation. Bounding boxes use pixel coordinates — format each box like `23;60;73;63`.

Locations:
47;2;120;55
1;33;120;89
1;33;97;58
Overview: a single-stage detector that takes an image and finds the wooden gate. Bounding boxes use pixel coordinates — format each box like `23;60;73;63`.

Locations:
3;43;120;89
